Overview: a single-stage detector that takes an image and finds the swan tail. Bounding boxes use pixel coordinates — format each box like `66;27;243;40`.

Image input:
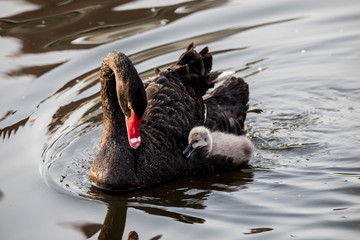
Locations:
204;77;250;135
171;43;215;95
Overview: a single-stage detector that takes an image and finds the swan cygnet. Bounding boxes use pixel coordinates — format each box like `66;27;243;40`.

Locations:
183;126;253;165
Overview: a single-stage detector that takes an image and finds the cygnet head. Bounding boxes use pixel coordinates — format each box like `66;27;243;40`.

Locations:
183;126;212;158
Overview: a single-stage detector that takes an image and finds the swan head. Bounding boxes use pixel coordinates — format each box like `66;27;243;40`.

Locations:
123;88;147;149
102;51;147;149
183;126;212;158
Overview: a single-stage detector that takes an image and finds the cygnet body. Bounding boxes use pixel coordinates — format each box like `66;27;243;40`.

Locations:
183;126;253;165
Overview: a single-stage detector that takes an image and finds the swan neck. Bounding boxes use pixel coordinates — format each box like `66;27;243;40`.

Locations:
100;58;126;132
207;131;213;155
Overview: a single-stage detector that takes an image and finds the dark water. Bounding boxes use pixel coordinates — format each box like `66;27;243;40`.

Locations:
1;0;360;239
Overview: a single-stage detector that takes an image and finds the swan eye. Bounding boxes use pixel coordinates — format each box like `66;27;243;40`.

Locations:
192;139;199;144
125;104;133;117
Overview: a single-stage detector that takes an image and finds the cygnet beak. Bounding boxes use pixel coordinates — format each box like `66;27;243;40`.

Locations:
183;144;195;158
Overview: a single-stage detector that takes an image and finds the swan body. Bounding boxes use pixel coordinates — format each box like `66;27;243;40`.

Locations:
183;126;253;166
88;43;253;191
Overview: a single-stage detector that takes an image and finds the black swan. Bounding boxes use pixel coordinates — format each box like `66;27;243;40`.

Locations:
88;43;252;191
183;126;253;165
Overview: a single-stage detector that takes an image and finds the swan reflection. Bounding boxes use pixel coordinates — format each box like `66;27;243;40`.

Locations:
90;169;254;239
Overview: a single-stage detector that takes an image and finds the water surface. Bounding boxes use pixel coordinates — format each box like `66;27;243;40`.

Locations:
1;0;360;239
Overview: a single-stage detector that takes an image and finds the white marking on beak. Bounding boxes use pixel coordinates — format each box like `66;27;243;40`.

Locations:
130;137;141;149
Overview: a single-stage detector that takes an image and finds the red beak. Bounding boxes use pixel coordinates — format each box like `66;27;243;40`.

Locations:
125;109;143;149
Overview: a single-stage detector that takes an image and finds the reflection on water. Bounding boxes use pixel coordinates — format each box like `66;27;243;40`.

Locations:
0;0;230;54
58;221;102;239
244;228;274;235
0;114;29;139
95;169;252;238
1;0;360;239
56;169;253;238
98;203;127;240
97;203;161;240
